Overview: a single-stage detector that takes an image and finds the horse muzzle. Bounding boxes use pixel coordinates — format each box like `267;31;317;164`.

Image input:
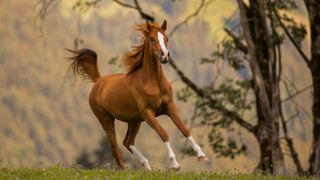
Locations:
160;52;170;64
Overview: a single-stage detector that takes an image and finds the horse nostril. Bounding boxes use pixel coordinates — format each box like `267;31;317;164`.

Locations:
160;51;164;56
168;52;170;57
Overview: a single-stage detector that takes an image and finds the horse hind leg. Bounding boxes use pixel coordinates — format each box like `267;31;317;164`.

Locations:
91;106;125;169
123;122;151;170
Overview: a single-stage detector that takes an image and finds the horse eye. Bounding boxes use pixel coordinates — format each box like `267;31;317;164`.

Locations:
150;37;154;43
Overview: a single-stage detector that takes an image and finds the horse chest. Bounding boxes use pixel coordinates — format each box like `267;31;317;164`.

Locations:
152;94;169;115
140;85;168;109
146;91;169;108
156;94;169;107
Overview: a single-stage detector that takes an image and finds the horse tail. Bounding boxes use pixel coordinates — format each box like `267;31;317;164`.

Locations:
66;48;101;83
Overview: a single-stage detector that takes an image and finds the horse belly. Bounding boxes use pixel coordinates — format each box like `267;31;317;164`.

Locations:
101;86;141;122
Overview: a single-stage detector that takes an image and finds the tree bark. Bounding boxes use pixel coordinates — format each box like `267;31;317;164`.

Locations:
254;102;273;173
309;9;320;176
309;68;320;176
237;0;285;174
305;0;320;175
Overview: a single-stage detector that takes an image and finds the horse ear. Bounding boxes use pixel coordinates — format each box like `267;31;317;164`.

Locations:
161;20;167;31
146;20;152;32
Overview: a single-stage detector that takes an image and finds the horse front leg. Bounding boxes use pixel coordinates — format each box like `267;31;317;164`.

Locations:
143;109;180;170
167;103;209;162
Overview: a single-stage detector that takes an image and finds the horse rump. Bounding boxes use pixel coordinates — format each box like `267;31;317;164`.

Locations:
66;48;101;82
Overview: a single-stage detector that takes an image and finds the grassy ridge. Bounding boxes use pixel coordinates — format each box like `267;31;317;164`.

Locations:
0;165;315;180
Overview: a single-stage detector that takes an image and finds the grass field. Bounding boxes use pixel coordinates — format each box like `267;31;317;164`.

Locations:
0;165;318;180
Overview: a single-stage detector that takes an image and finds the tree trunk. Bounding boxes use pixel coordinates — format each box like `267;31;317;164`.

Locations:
309;69;320;175
253;81;285;175
309;23;320;176
306;0;320;175
253;86;285;174
254;123;272;173
271;103;286;175
237;0;286;174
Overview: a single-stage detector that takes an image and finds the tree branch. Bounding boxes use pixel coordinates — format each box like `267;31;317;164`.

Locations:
34;0;60;39
279;80;305;175
166;1;256;133
112;0;135;9
112;0;154;21
272;8;311;67
168;0;209;37
236;0;255;50
281;78;312;119
169;58;256;133
133;0;155;22
224;27;248;54
279;102;304;175
281;84;312;102
165;0;255;133
237;0;272;117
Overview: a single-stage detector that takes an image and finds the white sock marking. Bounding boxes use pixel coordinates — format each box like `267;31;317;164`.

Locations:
157;32;169;57
164;142;180;168
187;136;206;157
129;145;151;170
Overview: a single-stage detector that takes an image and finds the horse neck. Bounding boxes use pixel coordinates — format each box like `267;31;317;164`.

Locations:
141;40;164;82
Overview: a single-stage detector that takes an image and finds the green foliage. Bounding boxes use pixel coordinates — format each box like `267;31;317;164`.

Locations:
208;128;247;159
178;36;253;158
272;0;307;47
0;166;313;179
176;86;194;102
274;0;297;10
278;14;307;46
207;79;252;111
201;39;245;70
192;79;253;158
177;75;254;159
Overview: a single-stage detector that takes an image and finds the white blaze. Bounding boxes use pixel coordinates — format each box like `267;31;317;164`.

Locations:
157;32;169;57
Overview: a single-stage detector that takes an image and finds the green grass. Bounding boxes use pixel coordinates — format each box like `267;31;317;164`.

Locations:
0;165;317;180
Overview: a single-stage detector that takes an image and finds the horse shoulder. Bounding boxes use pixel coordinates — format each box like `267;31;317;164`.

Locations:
141;81;161;96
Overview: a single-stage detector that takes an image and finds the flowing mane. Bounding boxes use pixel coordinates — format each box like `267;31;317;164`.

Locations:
122;22;162;73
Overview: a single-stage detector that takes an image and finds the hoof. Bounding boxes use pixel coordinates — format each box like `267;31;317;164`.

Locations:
198;156;210;162
142;162;152;171
169;165;180;171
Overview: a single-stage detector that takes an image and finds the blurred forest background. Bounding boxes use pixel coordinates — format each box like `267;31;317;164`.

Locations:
0;0;317;175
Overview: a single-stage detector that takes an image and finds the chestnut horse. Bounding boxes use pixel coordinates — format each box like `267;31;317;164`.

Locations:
67;20;208;170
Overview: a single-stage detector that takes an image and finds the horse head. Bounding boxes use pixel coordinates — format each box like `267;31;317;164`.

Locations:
146;20;170;64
